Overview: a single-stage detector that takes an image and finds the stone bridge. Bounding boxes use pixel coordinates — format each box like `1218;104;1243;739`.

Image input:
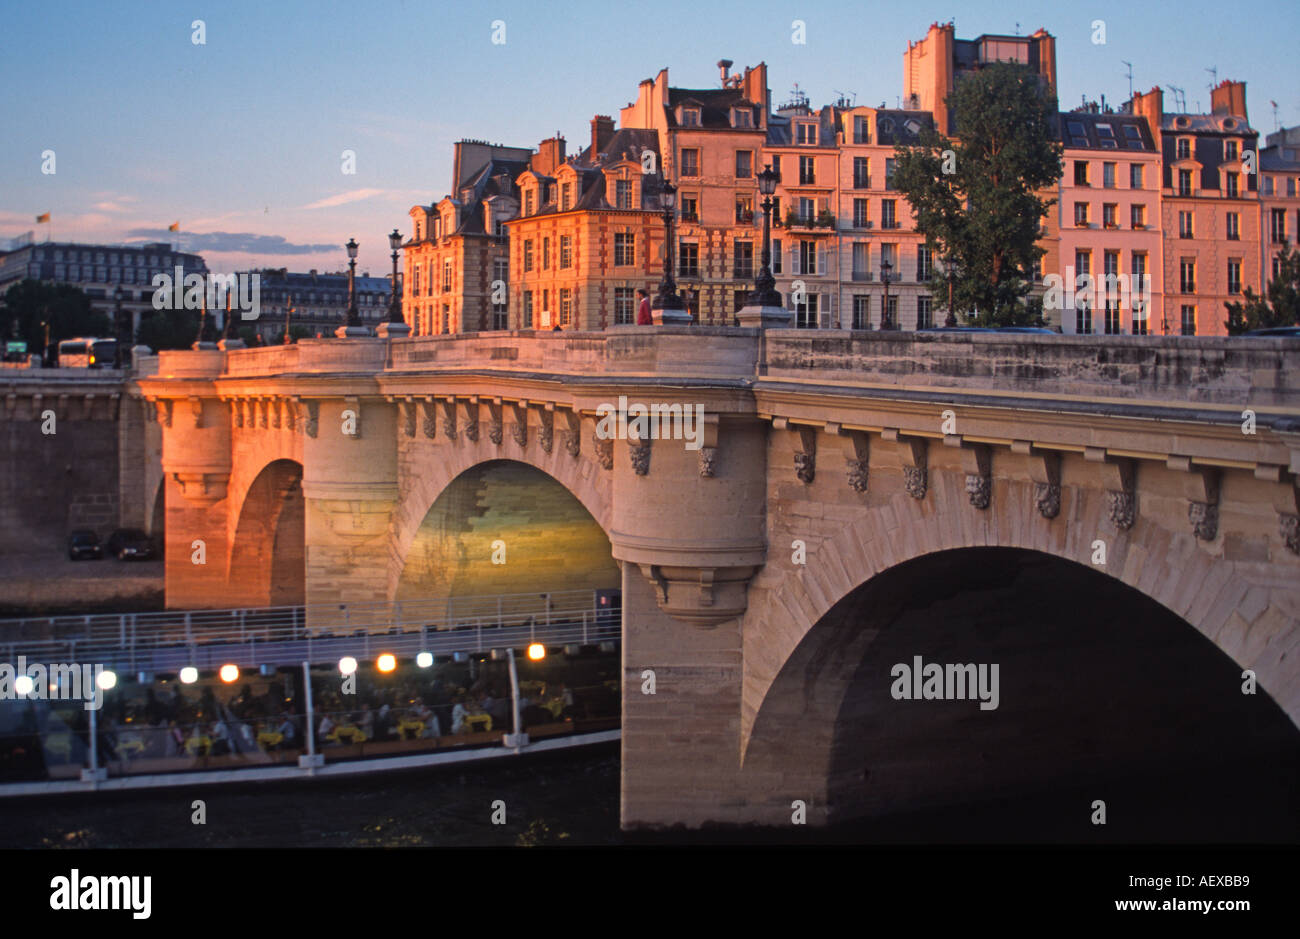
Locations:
133;329;1300;832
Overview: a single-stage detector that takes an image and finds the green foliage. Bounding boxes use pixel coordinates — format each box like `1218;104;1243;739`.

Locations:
892;62;1063;326
0;280;110;354
136;309;200;350
1225;245;1300;333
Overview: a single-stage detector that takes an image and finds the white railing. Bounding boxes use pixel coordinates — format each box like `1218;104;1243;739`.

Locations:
0;588;619;672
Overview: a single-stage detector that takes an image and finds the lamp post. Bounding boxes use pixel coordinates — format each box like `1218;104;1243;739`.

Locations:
376;231;412;338
344;238;360;328
387;230;403;323
112;287;125;368
336;238;371;337
283;294;294;345
650;182;688;323
749;164;783;308
944;252;960;327
880;256;894;329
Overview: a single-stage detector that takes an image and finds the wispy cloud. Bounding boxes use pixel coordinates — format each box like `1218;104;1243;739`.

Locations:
125;229;337;255
302;188;387;210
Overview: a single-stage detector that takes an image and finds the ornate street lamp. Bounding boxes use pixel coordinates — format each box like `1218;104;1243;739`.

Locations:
112;287;126;368
652;182;685;317
335;237;373;338
283;294;294;344
749;164;783;308
387;229;403;324
944;251;961;327
880;256;895;329
343;238;360;328
375;231;412;339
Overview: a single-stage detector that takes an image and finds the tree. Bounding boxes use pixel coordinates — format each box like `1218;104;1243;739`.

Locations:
136;308;200;350
0;279;110;356
893;62;1063;326
1225;245;1300;333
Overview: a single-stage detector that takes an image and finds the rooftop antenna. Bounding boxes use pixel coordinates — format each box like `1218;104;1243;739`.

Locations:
1014;22;1021;35
1271;100;1280;132
1167;85;1186;112
1205;66;1217;94
1122;60;1133;103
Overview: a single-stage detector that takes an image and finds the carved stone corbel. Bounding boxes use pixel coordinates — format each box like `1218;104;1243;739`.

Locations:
955;441;993;510
562;410;581;458
158;399;173;428
441;398;457;440
1088;448;1136;531
1269;476;1300;555
231;399;244;429
508;402;528;448
188;396;205;429
1014;441;1061;519
774;418;816;484
399;398;416;438
698;414;720;478
594;434;614;470
884;429;927;499
629;434;651;476
538;406;554;454
302;399;319;438
1169;458;1220;541
486;399;503;446
271;398;282;430
828;424;870;493
420;397;437;438
459;399;480;442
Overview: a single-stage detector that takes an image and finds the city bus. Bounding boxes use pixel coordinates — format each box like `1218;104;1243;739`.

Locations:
57;337;118;368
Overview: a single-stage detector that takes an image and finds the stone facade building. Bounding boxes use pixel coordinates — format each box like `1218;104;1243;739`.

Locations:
1054;108;1163;334
507;123;666;330
1132;82;1262;336
404;140;531;335
1259;125;1300;289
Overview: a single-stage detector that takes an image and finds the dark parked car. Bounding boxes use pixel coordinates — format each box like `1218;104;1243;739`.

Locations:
67;530;103;560
106;528;154;560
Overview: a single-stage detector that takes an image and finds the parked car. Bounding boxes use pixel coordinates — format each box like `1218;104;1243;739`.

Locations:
106;528;154;560
1241;326;1300;337
67;530;103;560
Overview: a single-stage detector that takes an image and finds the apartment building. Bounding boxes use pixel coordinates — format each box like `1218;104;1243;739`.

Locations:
1054;107;1163;334
620;60;771;323
1132;82;1262;336
0;240;208;338
405;140;531;334
1260;125;1300;287
507;122;666;330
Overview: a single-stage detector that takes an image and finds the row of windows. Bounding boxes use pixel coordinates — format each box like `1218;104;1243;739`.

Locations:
1073;202;1150;228
32;249;182;267
1073;161;1147;189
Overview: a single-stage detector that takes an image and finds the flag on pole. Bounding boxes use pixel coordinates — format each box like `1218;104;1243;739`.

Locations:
168;221;180;232
36;213;50;223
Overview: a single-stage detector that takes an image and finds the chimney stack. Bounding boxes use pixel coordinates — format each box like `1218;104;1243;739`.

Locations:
718;58;734;86
590;115;615;158
1211;79;1248;119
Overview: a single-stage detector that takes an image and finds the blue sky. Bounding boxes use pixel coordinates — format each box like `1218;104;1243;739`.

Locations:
2;0;1297;274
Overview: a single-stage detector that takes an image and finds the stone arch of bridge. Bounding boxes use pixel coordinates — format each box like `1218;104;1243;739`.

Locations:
226;458;305;607
388;445;616;604
740;541;1300;838
740;470;1300;770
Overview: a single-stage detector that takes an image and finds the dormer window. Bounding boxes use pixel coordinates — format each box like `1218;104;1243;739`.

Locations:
732;107;752;128
796;122;817;145
524;189;534;216
1225;140;1239;161
561;182;573;211
680;106;701;127
1176;138;1191;160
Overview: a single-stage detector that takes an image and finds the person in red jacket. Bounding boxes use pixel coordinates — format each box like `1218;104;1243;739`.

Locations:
636;288;652;325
